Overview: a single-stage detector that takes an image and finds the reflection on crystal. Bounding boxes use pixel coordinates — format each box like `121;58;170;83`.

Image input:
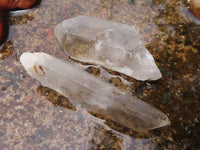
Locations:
54;16;162;81
20;52;170;131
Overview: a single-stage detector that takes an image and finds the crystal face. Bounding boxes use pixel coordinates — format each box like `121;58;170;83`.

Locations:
54;16;162;81
20;52;170;131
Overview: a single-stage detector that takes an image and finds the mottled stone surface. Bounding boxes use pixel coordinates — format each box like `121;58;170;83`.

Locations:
0;0;199;149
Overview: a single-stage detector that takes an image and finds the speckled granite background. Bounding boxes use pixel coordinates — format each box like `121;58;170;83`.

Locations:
0;0;199;149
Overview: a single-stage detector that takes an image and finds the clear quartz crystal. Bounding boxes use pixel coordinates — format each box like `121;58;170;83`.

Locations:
54;16;162;81
20;52;170;131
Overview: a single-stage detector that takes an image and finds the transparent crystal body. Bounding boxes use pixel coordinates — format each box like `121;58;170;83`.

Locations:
20;52;170;131
54;16;162;81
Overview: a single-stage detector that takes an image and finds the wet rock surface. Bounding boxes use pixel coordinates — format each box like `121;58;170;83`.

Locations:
0;0;199;149
0;41;13;60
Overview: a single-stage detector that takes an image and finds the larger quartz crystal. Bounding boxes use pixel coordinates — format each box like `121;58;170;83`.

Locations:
54;16;162;81
20;52;170;131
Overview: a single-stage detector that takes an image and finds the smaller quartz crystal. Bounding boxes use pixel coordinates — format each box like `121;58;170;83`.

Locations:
55;16;162;81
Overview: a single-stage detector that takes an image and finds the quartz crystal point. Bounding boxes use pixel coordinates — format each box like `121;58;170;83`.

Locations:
20;52;170;131
54;16;162;81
